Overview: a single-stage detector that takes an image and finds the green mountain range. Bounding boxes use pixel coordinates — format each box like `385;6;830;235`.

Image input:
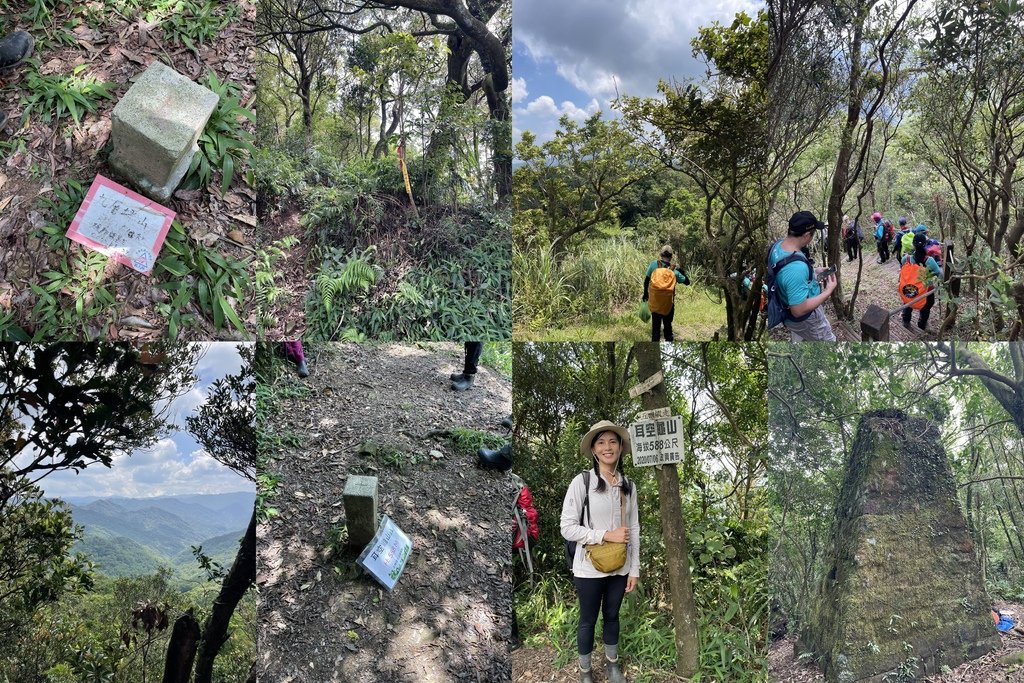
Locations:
61;492;254;587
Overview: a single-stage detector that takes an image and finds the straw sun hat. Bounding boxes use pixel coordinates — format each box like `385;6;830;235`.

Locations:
579;420;632;459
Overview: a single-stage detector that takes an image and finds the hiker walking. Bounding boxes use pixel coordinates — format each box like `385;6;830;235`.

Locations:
766;211;837;341
893;217;910;262
642;245;689;342
898;232;942;330
561;421;639;683
843;215;862;261
872;212;893;263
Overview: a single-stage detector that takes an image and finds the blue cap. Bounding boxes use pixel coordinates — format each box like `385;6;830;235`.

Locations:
914;224;928;233
898;216;907;225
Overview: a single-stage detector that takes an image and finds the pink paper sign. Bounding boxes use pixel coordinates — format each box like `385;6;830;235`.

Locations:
66;175;176;275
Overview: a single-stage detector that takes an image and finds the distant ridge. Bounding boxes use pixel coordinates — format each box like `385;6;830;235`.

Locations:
56;492;254;587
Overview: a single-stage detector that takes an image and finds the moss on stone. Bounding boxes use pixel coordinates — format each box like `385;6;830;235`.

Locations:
799;410;1001;681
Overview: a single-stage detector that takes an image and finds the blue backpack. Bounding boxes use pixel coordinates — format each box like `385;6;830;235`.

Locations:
765;241;814;329
875;222;884;240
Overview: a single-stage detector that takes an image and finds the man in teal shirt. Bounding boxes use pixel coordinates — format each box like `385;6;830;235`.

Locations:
768;211;838;341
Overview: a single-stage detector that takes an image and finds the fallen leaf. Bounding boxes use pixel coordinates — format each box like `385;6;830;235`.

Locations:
121;48;146;65
230;213;257;227
227;229;245;243
0;196;13;213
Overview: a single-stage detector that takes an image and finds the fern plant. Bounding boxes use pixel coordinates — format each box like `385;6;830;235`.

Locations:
316;247;379;313
253;236;298;332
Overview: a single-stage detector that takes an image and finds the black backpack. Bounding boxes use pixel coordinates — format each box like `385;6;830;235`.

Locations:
765;240;814;329
564;471;591;572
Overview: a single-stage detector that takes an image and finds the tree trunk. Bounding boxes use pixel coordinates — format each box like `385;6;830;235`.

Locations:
634;342;700;678
194;508;256;683
161;610;200;683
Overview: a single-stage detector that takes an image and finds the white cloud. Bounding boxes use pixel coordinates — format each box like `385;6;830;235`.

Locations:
520;95;600;121
511;76;528;103
516;0;761;99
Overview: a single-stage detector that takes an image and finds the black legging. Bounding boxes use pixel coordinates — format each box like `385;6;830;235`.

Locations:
463;342;483;375
576;574;628;655
651;306;675;342
877;237;890;262
902;290;935;329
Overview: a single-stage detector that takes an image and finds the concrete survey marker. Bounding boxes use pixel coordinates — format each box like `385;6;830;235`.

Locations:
343;475;379;547
108;61;219;202
800;409;999;682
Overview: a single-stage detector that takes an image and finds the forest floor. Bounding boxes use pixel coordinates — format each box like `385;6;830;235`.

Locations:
514;287;726;341
261;196;511;341
769;600;1024;682
257;342;515;683
513;643;679;683
0;0;255;340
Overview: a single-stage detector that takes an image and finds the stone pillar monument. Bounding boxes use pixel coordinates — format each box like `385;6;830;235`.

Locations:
799;409;1000;682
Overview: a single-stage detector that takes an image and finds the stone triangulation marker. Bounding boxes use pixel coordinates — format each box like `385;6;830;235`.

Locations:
343;475;379;547
799;409;999;682
109;61;219;202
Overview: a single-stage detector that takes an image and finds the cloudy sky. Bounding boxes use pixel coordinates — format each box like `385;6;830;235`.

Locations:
513;0;763;144
38;343;252;500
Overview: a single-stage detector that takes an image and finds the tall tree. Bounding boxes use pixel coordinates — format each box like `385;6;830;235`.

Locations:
185;345;256;683
634;342;700;677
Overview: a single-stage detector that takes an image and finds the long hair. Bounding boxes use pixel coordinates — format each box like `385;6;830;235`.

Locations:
588;430;633;495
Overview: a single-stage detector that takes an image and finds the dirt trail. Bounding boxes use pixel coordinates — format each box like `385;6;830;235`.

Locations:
257;342;515;683
770;600;1024;682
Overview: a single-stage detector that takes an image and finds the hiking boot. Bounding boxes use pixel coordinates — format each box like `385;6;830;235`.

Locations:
579;669;594;683
606;659;626;683
451;373;475;392
501;416;512;430
0;31;34;72
477;444;512;471
296;359;309;378
449;372;464;381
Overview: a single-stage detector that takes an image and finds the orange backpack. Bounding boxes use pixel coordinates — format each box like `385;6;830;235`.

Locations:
898;258;929;310
648;267;676;315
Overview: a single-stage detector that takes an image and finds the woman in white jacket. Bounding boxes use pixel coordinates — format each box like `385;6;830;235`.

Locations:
561;420;640;683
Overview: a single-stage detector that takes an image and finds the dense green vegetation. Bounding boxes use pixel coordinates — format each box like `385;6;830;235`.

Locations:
254;0;511;340
3;569;255;683
513;342;768;681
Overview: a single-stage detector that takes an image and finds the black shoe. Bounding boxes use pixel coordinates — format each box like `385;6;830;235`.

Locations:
0;31;34;72
451;374;475;392
501;416;512;430
449;372;464;381
296;360;309;378
477;444;512;471
605;659;626;683
579;670;594;683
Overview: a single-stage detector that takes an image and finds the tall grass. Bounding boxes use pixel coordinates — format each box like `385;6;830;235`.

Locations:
514;236;722;333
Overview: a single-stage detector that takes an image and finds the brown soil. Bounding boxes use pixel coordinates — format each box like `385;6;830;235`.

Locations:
258;201;309;338
769;600;1024;682
0;0;255;340
257;342;515;682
